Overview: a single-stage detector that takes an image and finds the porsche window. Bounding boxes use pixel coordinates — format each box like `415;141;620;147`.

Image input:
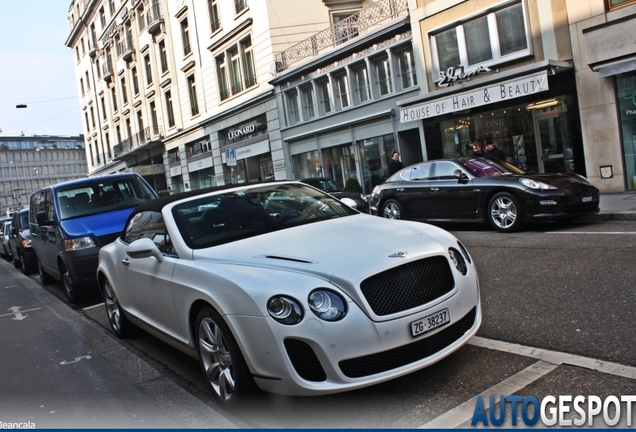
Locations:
173;184;357;249
460;159;524;177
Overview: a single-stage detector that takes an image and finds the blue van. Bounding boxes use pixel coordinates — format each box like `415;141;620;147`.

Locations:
29;173;158;303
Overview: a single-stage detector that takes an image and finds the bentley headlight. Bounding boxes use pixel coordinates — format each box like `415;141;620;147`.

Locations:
520;178;557;190
457;241;472;264
267;295;303;325
448;247;468;276
308;289;346;321
65;237;95;251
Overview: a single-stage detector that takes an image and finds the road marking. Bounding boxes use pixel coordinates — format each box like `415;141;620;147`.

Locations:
82;303;104;311
3;285;18;289
0;306;41;320
420;337;636;429
548;231;636;235
469;336;636;380
60;355;92;365
420;361;557;429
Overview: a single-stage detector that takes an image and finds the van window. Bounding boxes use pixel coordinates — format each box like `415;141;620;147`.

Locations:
56;176;157;220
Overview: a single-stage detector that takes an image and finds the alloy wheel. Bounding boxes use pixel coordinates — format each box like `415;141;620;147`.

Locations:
198;316;236;403
382;200;401;219
490;196;518;230
104;280;123;334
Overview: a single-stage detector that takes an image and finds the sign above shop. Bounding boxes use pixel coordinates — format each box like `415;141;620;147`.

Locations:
401;70;549;123
436;65;492;88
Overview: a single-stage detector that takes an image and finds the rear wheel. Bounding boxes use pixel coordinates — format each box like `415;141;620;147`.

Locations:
103;277;131;338
487;192;522;232
39;262;55;285
381;199;402;220
195;306;257;405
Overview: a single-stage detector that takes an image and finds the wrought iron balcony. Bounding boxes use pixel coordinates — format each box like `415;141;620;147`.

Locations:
274;0;408;73
113;126;164;159
87;35;98;58
147;3;164;35
102;59;114;82
121;36;135;62
211;18;221;33
245;75;257;89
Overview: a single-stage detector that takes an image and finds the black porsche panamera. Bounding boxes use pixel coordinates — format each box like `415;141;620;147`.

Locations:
370;157;600;232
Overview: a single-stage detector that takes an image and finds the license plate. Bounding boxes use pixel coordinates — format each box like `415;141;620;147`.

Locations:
410;309;450;337
582;196;593;203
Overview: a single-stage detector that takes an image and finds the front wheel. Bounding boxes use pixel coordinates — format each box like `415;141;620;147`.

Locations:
195;306;257;405
39;262;55;285
61;263;82;303
103;277;131;338
487;192;522;232
381;199;402;220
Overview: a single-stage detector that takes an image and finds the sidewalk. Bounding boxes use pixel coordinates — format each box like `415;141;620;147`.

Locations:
591;192;636;221
0;259;236;429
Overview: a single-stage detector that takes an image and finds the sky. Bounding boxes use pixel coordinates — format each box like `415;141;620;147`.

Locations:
0;0;83;137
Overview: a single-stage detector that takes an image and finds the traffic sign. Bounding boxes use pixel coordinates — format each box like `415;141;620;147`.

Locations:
226;148;237;166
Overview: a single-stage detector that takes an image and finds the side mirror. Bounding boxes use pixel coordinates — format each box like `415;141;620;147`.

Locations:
127;238;164;263
36;211;51;226
340;197;358;209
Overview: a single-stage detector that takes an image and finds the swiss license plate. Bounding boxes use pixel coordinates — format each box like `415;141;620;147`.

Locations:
410;308;450;337
582;196;593;203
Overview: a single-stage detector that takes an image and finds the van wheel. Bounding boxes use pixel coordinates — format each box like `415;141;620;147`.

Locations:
39;262;55;285
60;263;82;303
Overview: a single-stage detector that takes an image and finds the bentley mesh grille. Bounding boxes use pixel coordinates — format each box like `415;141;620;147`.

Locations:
284;339;327;382
360;256;455;316
339;307;476;378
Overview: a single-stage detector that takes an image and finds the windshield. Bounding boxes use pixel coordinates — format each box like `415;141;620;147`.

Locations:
305;179;341;193
56;176;157;220
173;183;358;249
460;158;526;178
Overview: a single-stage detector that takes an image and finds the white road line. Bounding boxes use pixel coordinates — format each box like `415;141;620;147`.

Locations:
82;303;104;311
469;336;636;380
420;337;636;429
548;232;636;235
419;361;558;429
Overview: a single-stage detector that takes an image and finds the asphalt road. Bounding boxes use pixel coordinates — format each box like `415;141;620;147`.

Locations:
6;219;636;428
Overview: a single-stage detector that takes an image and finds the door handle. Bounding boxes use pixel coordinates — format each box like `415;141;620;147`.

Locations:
121;259;130;267
397;188;404;192
431;187;439;192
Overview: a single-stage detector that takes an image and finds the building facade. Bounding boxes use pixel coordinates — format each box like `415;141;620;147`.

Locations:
567;0;636;192
0;135;87;216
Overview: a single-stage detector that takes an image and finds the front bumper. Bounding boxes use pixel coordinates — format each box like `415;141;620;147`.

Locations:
226;276;481;396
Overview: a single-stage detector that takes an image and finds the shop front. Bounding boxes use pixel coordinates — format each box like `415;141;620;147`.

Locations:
400;62;586;176
219;117;274;184
616;72;636;189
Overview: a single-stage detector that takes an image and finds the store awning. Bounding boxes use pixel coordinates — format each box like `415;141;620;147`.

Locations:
592;56;636;78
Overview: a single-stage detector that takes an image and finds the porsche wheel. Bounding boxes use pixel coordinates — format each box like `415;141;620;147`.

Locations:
381;199;402;220
103;277;131;338
487;192;522;232
195;306;256;405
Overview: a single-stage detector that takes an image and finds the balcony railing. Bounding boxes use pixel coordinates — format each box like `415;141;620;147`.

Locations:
113;126;164;158
146;3;164;34
120;36;135;61
274;0;408;73
87;35;98;58
102;59;114;82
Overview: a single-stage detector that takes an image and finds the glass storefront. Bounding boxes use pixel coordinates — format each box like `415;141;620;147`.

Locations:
190;167;216;189
231;155;273;183
616;72;636;190
357;134;396;191
424;95;580;175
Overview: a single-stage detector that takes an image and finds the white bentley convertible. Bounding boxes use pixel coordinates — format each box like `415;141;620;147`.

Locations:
97;181;481;404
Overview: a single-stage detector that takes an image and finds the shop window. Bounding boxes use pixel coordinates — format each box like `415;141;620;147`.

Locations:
373;56;392;96
301;85;316;119
396;48;417;90
353;65;371;103
607;0;636;10
431;1;529;75
334;72;350;109
317;79;333;114
286;89;301;125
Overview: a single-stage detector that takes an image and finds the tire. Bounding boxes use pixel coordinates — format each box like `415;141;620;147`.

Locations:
39;262;55;285
195;306;257;405
60;263;82;303
103;277;132;338
381;199;402;220
487;192;522;232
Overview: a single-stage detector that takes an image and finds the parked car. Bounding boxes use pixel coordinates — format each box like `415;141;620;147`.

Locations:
370;157;600;232
0;220;12;260
9;208;37;274
97;181;481;404
301;177;370;213
29;173;158;303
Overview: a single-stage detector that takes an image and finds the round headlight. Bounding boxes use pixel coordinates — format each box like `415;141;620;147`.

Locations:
448;247;468;276
308;289;346;321
457;241;472;264
267;296;303;325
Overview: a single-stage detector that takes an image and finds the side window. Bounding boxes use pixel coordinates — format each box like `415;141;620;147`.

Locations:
408;163;432;181
30;191;45;224
432;161;461;180
45;190;54;221
123;211;174;255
